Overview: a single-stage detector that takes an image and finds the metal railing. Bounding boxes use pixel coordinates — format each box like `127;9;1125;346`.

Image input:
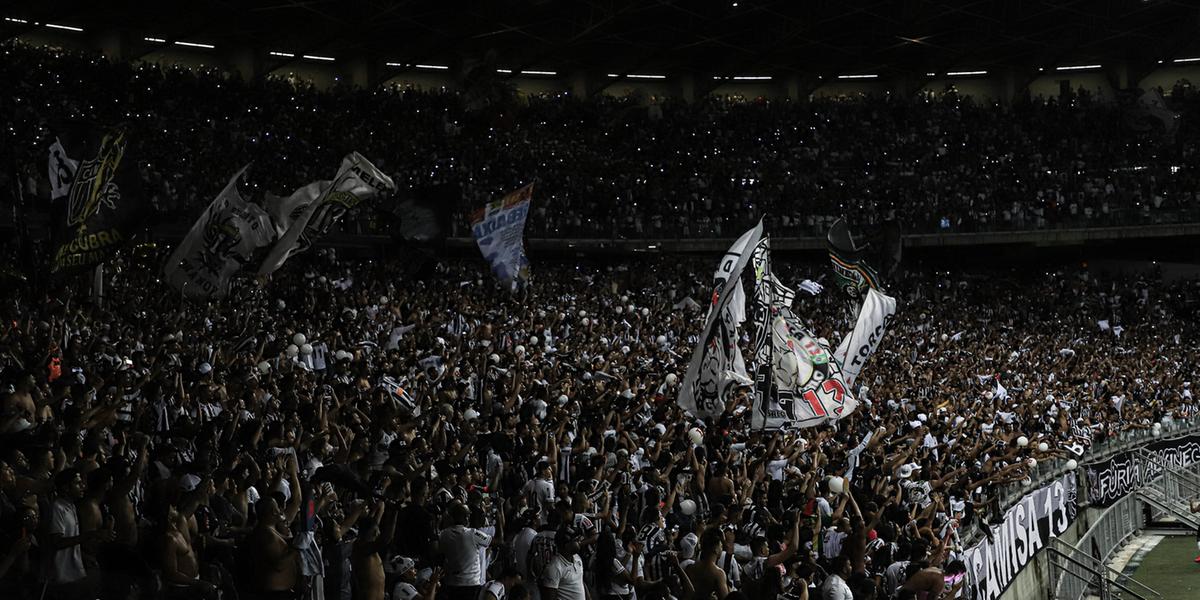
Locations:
1047;537;1161;600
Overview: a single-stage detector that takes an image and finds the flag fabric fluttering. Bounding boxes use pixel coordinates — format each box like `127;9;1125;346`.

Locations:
258;152;395;276
164;166;276;298
52;126;146;272
677;220;763;419
471;183;534;286
47;137;78;201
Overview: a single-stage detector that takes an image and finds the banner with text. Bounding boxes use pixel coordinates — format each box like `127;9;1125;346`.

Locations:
471;183;533;285
1084;432;1200;507
962;472;1078;600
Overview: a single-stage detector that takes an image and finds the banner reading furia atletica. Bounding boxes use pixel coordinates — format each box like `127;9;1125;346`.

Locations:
961;472;1077;600
1084;432;1200;507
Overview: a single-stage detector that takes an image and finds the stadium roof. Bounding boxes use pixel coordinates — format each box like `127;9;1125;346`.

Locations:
7;0;1199;78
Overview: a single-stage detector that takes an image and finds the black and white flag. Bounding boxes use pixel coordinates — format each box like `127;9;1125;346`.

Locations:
677;220;762;419
164;166;275;299
47;137;78;201
259;152;395;275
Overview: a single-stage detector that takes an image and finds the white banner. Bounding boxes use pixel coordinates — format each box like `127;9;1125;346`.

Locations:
678;221;762;419
471;184;533;285
164;167;276;298
962;472;1078;600
833;288;896;388
47;137;78;200
258;152;395;275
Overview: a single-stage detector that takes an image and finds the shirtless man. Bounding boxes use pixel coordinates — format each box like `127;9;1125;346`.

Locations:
162;504;217;600
250;455;302;599
351;500;397;600
110;434;149;547
683;529;729;600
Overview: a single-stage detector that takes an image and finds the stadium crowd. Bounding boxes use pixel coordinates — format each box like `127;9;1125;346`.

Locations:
4;41;1200;239
0;246;1197;600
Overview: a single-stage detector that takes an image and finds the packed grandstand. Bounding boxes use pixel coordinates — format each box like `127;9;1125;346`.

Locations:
1;18;1200;600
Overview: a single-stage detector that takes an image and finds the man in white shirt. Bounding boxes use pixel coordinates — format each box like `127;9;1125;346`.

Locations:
821;556;854;600
541;527;586;600
439;503;493;600
523;461;557;511
479;566;522;600
47;468;108;597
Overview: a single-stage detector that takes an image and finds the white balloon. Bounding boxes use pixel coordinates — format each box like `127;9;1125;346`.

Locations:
557;394;569;405
621;345;631;354
286;344;299;357
665;373;678;386
1066;459;1079;470
581;318;590;326
277;300;286;309
515;345;526;356
489;353;500;364
318;276;327;284
530;336;539;345
379;296;389;305
615;306;623;314
680;499;697;516
579;310;587;317
1016;436;1029;447
1037;442;1049;452
621;295;629;303
828;476;845;494
1027;457;1037;468
641;307;650;316
464;408;479;420
627;305;635;313
257;361;271;374
656;335;668;346
300;343;313;356
687;427;704;446
293;333;307;346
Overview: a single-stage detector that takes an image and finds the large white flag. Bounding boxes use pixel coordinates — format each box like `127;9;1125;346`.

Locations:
164;167;275;298
833;288;897;387
47;138;78;200
258;152;395;275
678;220;762;419
768;308;858;427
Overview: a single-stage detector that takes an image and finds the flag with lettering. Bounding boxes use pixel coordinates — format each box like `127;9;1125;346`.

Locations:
51;125;146;272
678;220;762;419
164;166;275;298
258;152;395;275
471;183;533;285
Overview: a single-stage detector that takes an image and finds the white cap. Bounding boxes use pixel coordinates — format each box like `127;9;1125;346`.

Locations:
198;362;212;375
897;463;922;479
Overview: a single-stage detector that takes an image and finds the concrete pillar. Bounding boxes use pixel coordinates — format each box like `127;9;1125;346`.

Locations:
784;75;802;101
1109;61;1132;90
227;47;260;81
569;71;591;97
94;29;126;62
677;73;696;103
345;55;375;88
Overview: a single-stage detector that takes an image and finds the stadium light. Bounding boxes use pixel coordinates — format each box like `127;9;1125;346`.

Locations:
175;40;215;49
4;17;29;24
414;64;449;70
837;74;878;79
44;22;83;32
1055;64;1101;71
144;37;167;43
608;73;667;79
925;72;937;77
1173;57;1200;63
496;68;514;73
302;54;335;62
946;70;988;76
521;70;558;76
270;51;296;58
